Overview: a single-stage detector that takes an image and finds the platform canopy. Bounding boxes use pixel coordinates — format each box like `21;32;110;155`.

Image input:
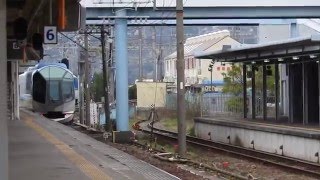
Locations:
194;35;320;64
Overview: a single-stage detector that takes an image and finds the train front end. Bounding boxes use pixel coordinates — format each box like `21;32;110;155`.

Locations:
32;65;75;123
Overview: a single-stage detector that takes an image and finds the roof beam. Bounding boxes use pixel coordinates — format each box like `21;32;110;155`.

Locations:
87;6;320;20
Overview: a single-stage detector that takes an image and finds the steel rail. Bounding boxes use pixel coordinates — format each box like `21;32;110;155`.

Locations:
132;119;320;178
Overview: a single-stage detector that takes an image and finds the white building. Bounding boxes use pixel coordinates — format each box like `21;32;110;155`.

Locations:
163;30;240;92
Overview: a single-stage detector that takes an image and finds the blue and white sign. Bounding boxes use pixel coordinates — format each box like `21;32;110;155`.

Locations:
44;26;57;44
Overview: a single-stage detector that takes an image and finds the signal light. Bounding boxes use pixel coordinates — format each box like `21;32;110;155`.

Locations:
32;33;43;50
13;17;28;40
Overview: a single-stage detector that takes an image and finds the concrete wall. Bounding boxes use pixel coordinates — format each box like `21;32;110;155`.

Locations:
195;121;320;163
136;82;167;108
0;0;8;179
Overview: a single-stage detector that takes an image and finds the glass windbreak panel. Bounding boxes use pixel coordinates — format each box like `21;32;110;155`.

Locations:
62;79;74;102
49;80;60;103
32;72;46;104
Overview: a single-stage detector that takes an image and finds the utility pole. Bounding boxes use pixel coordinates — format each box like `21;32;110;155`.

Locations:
139;27;143;81
152;26;157;82
159;26;164;81
108;31;115;104
158;48;163;81
208;64;213;92
78;47;84;124
176;0;186;157
101;25;111;132
84;32;91;127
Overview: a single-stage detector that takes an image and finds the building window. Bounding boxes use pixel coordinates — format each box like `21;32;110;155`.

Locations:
222;67;225;71
227;67;230;71
217;67;220;71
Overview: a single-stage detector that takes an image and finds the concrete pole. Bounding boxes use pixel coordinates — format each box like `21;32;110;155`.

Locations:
78;49;84;124
101;25;110;132
13;61;19;120
0;0;8;179
318;62;320;126
108;33;115;103
176;0;186;157
252;65;256;119
275;63;279;121
115;9;129;131
139;27;143;81
289;66;294;123
288;22;299;123
243;64;247;118
84;32;91;127
302;63;308;125
79;64;84;124
152;26;157;82
210;70;213;92
262;65;267;121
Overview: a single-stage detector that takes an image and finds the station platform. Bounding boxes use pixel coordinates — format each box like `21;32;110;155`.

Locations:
194;116;320;163
9;109;179;180
195;116;320;139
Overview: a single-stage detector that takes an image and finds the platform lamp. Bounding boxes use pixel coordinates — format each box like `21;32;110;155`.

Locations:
208;63;213;93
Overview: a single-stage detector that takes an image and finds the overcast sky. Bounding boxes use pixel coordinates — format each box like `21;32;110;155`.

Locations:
81;0;320;7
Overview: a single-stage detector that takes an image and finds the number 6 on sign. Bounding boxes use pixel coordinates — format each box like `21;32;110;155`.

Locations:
44;26;57;44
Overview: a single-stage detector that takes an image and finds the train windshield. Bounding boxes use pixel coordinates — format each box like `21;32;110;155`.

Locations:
49;81;60;102
33;66;75;104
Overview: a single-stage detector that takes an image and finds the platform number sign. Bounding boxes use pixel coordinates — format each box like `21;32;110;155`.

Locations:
44;26;57;44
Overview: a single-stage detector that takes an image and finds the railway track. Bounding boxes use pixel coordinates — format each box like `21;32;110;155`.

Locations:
133;119;320;178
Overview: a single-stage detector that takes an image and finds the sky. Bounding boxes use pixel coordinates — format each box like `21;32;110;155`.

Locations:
81;0;320;7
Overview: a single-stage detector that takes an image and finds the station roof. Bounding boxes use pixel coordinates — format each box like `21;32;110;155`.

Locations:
194;35;320;64
165;30;232;59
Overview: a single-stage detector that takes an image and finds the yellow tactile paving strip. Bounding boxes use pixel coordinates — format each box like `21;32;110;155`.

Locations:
23;114;112;180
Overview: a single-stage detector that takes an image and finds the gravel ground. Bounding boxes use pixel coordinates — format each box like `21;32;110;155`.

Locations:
71;114;318;180
153;121;318;180
71;124;213;180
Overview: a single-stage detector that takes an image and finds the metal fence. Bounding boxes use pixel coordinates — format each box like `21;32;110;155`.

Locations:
166;93;244;117
253;96;276;117
201;94;244;117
